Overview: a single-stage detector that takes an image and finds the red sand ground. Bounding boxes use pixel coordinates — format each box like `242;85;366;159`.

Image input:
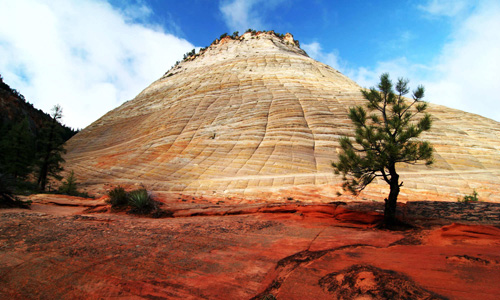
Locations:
1;194;499;299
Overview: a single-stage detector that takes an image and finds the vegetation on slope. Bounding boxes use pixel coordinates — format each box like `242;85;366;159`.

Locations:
0;74;81;206
168;29;301;72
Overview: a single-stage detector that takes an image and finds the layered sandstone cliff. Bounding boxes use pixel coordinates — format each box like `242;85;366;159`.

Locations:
64;32;500;202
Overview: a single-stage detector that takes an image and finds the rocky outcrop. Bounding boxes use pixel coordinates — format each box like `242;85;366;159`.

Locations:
64;32;500;202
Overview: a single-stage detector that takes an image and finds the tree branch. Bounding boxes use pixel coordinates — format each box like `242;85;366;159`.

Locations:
380;168;391;185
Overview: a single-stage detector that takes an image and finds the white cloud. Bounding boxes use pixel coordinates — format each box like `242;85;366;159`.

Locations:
422;0;500;121
303;43;430;93
219;0;286;32
324;0;500;122
118;1;153;22
418;0;474;17
347;57;431;90
302;42;342;71
0;0;194;129
220;0;261;31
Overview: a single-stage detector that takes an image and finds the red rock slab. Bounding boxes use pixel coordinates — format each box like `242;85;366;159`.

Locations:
256;221;500;300
24;194;106;207
1;201;500;299
426;223;500;246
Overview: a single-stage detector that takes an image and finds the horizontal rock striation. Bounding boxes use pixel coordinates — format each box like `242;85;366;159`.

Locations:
64;32;500;202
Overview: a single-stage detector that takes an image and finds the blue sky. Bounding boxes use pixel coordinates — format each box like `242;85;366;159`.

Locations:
1;0;499;128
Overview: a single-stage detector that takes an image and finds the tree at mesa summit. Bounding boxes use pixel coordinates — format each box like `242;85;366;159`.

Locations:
333;73;433;226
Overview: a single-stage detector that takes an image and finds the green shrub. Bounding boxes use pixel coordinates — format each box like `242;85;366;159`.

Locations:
0;173;31;208
108;186;128;207
459;190;479;203
128;188;154;213
59;170;78;196
107;186;166;216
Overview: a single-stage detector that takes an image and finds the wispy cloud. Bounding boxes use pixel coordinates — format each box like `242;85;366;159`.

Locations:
219;0;287;32
302;42;342;71
417;0;474;17
347;58;431;90
0;0;194;129
118;0;153;22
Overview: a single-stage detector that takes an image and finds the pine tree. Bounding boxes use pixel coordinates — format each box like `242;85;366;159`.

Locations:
58;170;78;196
1;118;35;181
332;73;433;226
36;105;66;191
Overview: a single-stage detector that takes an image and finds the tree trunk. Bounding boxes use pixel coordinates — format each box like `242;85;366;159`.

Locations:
37;116;57;191
384;166;400;226
37;163;48;191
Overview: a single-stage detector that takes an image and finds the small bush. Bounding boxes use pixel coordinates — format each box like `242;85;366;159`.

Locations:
108;186;128;208
128;188;154;213
107;185;168;216
459;190;479;203
59;170;78;196
0;173;31;208
13;180;39;195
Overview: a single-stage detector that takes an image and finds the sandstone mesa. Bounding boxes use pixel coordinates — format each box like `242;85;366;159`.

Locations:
63;32;500;203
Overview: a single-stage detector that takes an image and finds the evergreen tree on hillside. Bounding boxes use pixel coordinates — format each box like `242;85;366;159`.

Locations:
36;105;66;191
0;117;35;180
333;73;433;226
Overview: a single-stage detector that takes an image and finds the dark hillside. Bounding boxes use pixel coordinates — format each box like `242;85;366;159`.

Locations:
0;74;78;140
1;74;78;197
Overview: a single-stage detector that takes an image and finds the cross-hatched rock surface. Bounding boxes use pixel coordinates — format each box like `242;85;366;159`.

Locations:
64;32;500;202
